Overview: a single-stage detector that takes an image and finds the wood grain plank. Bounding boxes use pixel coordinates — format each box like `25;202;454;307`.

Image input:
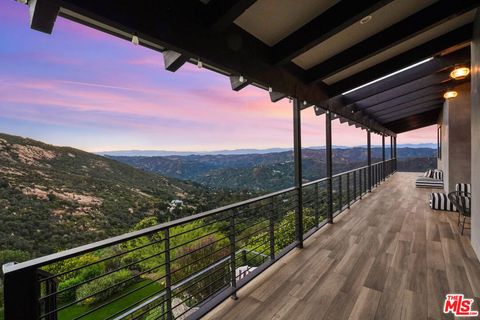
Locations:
348;287;382;320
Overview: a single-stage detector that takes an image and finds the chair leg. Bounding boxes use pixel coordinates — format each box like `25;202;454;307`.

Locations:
461;216;466;235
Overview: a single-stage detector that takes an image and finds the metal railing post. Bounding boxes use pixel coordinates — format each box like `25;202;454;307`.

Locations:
338;176;342;212
314;183;319;228
364;168;367;194
293;99;303;247
367;130;372;192
164;229;173;320
359;169;363;199
3;265;40;320
269;197;275;261
326;110;333;223
382;134;386;181
229;211;237;299
353;171;357;201
394;136;397;171
347;173;350;209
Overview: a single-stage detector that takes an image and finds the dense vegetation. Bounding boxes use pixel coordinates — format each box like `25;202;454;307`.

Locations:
0;133;253;257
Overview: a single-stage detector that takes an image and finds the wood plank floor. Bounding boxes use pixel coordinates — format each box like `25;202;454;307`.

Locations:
204;172;480;320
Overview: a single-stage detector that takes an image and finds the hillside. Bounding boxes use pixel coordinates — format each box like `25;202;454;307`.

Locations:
0;133;241;257
111;147;437;192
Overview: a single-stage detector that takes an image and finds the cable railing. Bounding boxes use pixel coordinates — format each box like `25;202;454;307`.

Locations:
2;158;396;320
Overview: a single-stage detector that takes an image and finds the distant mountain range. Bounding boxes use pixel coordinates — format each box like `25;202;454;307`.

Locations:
110;147;437;192
97;143;436;157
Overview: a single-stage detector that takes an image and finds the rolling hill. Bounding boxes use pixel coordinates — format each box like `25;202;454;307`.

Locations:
0;133;240;257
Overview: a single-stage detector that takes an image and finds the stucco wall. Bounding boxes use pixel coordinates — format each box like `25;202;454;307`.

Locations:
437;83;471;193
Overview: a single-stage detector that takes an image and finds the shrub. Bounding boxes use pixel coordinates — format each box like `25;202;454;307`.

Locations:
76;269;132;305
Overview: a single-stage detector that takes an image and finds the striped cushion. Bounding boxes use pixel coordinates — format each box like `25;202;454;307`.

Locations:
424;170;432;177
432;170;443;180
430;193;456;211
456;183;471;193
416;177;444;188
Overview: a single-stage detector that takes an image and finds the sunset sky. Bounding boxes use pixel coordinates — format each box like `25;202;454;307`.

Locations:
0;1;437;152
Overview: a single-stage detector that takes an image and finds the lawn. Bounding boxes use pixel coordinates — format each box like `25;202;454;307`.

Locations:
59;280;164;320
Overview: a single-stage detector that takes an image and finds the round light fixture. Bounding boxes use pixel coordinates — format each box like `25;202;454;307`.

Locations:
360;16;372;24
443;90;458;99
450;66;470;80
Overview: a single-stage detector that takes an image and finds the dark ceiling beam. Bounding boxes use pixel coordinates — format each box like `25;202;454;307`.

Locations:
162;50;188;72
205;0;257;32
317;99;391;135
384;109;441;133
349;71;451;108
271;0;394;65
356;70;469;116
306;0;478;83
378;103;443;123
359;85;446;112
53;1;332;104
342;47;469;104
269;91;287;102
29;0;59;34
375;99;444;120
314;106;326;116
333;72;448;122
328;23;473;95
368;95;443;117
229;76;250;91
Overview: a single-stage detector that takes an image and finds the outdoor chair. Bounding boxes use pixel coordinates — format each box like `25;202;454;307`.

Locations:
416;169;443;188
448;190;472;235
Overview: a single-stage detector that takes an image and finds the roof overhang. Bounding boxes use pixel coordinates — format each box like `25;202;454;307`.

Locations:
22;0;480;136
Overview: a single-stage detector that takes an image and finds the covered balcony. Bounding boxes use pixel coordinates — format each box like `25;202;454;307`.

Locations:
205;172;480;320
3;1;480;320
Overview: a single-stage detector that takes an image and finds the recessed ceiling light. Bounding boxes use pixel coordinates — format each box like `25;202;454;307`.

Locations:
360;16;372;24
444;90;458;99
450;66;470;80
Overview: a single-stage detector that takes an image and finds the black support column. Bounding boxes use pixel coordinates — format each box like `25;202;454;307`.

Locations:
382;134;385;180
367;130;372;192
390;136;394;159
393;136;397;171
326;111;333;224
293;99;303;248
